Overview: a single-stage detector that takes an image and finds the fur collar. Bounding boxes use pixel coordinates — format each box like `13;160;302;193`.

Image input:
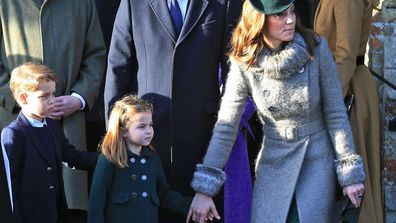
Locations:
246;33;311;80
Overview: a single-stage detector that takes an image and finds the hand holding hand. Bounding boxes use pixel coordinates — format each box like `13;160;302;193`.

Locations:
343;183;364;208
50;95;82;119
186;193;220;223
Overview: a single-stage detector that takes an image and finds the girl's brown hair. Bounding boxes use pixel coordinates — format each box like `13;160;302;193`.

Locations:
101;94;153;168
229;1;318;68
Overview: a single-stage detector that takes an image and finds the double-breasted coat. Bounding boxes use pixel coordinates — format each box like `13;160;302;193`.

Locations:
88;148;192;223
0;0;106;209
1;113;98;223
315;0;383;222
191;34;366;223
104;0;243;208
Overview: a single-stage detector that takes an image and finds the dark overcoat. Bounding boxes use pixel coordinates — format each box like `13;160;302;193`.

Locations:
1;113;98;223
104;0;242;200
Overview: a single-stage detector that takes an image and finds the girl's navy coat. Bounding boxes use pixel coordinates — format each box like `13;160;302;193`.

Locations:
88;148;192;223
1;113;98;223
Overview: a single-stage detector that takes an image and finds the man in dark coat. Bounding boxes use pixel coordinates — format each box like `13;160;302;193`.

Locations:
104;0;242;221
294;0;319;28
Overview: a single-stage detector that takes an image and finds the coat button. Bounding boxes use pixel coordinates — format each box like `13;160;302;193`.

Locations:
263;90;270;97
131;174;137;180
49;185;55;190
131;192;137;198
141;175;147;181
142;192;148;197
140;158;146;164
47;167;52;172
130;157;136;163
298;67;304;73
254;74;263;81
268;106;276;112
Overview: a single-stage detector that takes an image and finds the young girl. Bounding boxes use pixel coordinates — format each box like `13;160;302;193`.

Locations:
88;95;192;223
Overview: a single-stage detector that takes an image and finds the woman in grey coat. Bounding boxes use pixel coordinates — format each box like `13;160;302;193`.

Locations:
186;0;366;222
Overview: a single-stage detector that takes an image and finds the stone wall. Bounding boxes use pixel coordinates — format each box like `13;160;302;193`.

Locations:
369;0;396;222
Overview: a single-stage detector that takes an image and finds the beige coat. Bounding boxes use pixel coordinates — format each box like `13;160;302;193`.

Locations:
0;0;106;210
315;0;383;222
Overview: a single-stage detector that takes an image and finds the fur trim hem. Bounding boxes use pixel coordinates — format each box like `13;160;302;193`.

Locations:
335;154;366;187
190;164;226;197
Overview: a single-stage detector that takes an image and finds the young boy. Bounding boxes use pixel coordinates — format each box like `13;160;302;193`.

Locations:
0;63;98;223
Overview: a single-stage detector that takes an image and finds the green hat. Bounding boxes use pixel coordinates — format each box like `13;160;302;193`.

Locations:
249;0;294;15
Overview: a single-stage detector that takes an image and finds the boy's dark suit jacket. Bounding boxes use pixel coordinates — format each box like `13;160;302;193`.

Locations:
1;113;98;223
0;149;13;223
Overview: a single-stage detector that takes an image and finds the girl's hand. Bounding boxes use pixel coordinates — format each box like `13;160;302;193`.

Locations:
343;183;364;208
186;192;220;223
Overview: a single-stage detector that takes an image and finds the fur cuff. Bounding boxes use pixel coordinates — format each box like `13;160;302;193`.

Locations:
190;164;226;197
335;154;366;187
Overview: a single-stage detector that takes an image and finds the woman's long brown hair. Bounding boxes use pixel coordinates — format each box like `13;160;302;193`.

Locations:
229;0;318;68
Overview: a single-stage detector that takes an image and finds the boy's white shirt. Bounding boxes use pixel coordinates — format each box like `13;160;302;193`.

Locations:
22;111;47;127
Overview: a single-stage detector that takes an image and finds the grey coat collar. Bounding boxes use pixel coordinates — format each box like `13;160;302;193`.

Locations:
248;33;311;80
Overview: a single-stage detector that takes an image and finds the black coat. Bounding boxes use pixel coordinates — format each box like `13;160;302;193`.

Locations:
104;0;242;200
1;113;98;223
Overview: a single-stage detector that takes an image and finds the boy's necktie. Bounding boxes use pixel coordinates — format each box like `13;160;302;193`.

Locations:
168;0;183;37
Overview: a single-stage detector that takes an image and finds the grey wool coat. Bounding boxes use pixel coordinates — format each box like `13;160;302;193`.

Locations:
191;33;366;223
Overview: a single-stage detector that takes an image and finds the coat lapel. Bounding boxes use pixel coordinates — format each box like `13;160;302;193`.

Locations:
31;0;42;8
17;114;52;165
47;120;62;164
177;0;209;44
313;0;323;29
149;0;178;43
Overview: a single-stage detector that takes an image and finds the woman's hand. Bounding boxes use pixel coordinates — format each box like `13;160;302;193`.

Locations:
186;192;220;223
343;183;364;208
